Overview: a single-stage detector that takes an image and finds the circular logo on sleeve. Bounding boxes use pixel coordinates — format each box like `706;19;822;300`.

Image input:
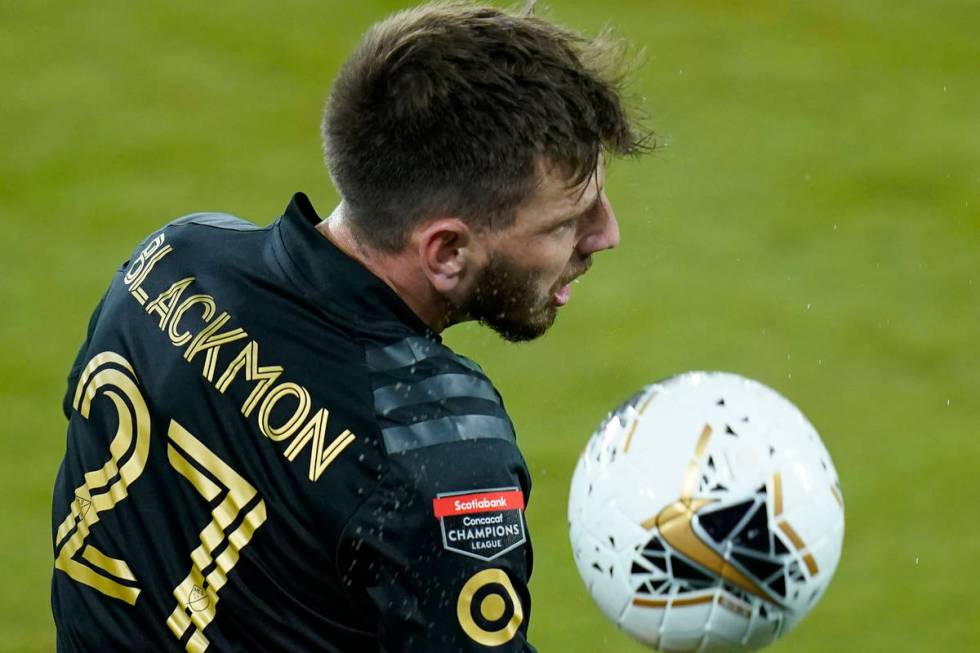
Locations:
456;568;523;647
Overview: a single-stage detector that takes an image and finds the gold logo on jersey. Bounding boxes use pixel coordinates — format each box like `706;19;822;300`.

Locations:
74;495;92;519
186;585;211;612
456;568;523;647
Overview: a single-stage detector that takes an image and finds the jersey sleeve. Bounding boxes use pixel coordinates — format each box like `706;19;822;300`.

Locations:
336;438;537;652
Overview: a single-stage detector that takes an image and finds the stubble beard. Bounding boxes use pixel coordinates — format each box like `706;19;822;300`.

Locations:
458;254;592;342
459;252;561;343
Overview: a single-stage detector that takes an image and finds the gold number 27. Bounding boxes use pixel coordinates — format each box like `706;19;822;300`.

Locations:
54;352;267;652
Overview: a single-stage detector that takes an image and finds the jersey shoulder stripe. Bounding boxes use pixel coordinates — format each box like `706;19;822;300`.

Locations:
381;414;515;454
374;373;500;414
365;336;482;373
365;336;516;454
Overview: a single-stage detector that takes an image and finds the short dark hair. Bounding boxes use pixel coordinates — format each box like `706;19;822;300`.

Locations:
322;1;650;251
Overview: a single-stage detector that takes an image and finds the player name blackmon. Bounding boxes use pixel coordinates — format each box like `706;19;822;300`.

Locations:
122;231;355;483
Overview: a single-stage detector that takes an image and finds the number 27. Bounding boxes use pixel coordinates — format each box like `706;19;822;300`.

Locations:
54;352;267;652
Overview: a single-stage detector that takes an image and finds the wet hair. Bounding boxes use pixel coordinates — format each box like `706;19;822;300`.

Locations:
322;1;650;251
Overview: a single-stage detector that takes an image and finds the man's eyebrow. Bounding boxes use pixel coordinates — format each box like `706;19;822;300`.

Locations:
541;186;603;231
565;192;602;222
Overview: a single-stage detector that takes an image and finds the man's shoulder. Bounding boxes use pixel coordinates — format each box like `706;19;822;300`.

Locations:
155;211;272;257
142;208;273;248
363;335;516;457
168;211;265;232
117;210;273;290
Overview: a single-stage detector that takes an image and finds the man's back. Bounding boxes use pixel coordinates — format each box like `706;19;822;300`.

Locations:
52;194;534;651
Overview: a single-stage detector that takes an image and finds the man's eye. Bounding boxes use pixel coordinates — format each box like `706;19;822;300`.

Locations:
554;219;577;232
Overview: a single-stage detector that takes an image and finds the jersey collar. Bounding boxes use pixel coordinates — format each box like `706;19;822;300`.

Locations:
272;193;438;340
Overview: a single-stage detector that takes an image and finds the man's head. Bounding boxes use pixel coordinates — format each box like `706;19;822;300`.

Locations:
452;157;616;341
322;1;648;340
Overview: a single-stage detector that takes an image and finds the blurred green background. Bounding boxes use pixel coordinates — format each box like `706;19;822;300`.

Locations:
2;1;977;651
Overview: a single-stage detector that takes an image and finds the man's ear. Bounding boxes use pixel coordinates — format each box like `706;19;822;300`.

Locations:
416;218;480;296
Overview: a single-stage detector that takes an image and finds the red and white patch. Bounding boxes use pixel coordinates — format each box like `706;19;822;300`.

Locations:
433;488;526;561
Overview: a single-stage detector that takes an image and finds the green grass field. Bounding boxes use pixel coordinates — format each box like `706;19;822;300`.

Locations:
2;1;978;650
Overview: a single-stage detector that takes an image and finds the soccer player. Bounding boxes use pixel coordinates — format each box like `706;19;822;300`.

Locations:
51;3;648;651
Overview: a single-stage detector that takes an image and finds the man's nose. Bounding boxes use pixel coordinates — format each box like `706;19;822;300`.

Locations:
577;195;620;256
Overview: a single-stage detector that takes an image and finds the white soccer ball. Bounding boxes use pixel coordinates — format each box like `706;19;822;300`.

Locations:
568;372;844;652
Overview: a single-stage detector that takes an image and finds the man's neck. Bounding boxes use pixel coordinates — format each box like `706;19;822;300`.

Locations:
315;204;452;333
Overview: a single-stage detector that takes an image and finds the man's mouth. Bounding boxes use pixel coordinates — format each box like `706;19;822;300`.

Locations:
551;271;585;306
552;283;573;306
551;259;592;307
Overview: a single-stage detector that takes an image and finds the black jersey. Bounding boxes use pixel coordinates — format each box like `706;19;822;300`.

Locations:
52;194;536;652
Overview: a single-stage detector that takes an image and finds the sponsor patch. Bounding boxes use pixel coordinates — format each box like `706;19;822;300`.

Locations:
433;488;526;561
